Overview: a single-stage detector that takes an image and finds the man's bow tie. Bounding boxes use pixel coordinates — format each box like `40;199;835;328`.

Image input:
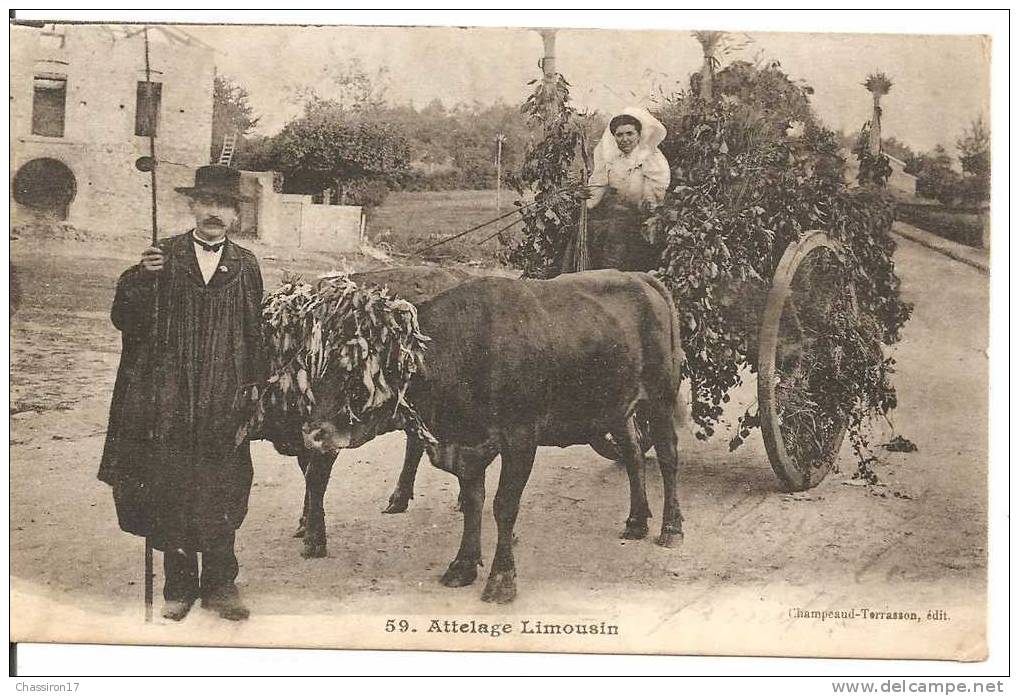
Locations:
193;236;225;253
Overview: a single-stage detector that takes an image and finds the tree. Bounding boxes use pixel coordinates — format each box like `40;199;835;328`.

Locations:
957;115;990;177
378;99;536;191
881;137;915;163
264;98;410;208
286;58;390;114
210;76;260;164
953;117;991;204
911;145;961;205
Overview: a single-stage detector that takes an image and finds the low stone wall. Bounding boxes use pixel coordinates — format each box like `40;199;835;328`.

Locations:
243;171;363;251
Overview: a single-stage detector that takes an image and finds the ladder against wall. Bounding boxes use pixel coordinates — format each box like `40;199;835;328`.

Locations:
217;132;238;167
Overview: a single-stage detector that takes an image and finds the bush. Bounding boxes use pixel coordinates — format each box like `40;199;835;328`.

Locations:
957;173;990;205
339;178;391;210
911;139;989;208
896;204;986;248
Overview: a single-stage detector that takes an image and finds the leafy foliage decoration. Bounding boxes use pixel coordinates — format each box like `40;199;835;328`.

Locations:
647;61;912;474
506;74;595;278
853;122;893;187
237;274;434;446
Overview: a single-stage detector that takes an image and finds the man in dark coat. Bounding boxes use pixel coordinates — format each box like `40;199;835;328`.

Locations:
99;165;265;622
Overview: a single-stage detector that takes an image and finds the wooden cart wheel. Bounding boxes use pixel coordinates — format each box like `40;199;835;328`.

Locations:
590;405;654;461
758;231;853;491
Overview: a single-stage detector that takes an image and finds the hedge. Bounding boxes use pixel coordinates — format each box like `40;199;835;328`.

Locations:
895;203;987;248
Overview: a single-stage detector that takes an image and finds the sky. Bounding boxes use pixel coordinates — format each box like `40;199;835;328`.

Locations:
186;23;990;154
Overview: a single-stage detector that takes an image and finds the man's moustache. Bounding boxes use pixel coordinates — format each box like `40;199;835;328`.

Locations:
202;218;225;226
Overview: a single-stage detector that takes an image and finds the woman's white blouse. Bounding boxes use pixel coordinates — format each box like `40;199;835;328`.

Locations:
587;146;671;209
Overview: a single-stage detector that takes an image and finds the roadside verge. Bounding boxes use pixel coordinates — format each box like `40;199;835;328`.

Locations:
891;221;989;274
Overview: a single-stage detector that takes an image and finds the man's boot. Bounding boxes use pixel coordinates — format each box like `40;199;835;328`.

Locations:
200;533;248;620
202;584;249;621
161;549;199;622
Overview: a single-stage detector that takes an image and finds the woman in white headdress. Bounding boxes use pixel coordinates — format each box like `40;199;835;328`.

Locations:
584;106;671;271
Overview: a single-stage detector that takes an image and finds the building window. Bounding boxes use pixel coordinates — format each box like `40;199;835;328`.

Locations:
31;76;67;137
135;81;162;137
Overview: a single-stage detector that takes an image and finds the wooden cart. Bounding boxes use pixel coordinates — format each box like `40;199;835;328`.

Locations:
591;230;855;492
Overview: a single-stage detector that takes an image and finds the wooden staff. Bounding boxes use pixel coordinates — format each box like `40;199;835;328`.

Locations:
576;130;592;272
142;25;158;624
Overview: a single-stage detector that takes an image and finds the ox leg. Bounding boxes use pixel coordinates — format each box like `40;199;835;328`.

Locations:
439;468;486;588
294;454;312;538
481;437;536;604
651;396;685;548
615;418;652;540
384;435;425;514
300;451;336;559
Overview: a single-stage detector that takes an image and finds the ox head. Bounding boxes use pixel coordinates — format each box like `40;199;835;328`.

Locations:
302;405;402;454
301;364;422;454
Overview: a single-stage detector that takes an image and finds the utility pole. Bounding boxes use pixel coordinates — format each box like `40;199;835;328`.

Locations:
538;28;558;122
495;133;506;213
539;29;557;81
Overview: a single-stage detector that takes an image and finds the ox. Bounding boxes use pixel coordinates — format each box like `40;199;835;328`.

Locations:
260;266;470;557
303;270;686;603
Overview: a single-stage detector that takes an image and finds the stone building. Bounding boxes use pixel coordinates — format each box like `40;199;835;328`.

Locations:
10;23;215;235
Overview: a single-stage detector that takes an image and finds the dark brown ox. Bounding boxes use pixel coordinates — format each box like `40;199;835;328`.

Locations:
303;270;687;603
260;265;470;557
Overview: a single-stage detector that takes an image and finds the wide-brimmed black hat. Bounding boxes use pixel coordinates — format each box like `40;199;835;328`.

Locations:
175;164;252;203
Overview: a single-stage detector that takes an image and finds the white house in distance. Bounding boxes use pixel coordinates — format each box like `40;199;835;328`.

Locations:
10;22;215;235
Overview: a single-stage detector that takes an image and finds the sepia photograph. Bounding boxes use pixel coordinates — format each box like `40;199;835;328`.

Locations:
6;9;1004;675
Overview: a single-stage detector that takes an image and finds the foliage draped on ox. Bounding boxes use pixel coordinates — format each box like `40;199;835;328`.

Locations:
506;58;913;472
236;274;434;448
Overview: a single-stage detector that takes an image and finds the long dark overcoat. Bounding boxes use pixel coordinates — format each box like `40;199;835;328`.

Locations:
98;232;265;552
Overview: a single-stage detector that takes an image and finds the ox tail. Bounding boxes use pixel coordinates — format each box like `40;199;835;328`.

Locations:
642;273;689;430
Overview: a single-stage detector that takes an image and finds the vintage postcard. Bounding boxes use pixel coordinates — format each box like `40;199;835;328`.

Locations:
8;12;996;665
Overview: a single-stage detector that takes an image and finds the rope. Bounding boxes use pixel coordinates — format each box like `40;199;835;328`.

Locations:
413;203;536;254
474;216;525;247
412;181;610;254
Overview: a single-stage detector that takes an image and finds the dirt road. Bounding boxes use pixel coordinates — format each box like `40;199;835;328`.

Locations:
9;231;988;658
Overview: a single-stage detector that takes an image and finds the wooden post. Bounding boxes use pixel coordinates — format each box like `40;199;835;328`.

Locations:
537;29;559;135
539;29;557;81
495;134;505;214
869;93;882;156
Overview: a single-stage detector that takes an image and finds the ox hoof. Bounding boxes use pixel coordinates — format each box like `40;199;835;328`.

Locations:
383;493;411;514
620;519;649;540
301;540;327;558
655;526;684;548
481;569;517;604
440;560;479;587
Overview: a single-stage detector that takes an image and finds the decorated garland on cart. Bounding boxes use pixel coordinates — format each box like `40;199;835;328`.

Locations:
507;53;912;482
